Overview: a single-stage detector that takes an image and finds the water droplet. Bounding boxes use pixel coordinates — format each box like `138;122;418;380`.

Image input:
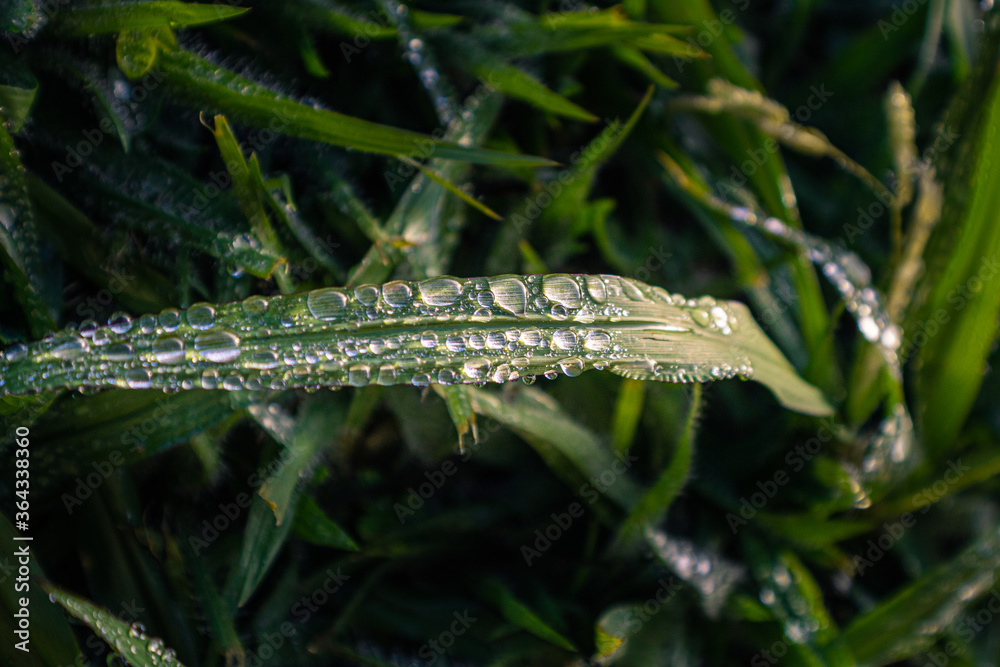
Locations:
463;358;491;380
419;277;462;306
489;277;527;315
4;342;27;362
586;276;607;301
247;350;279;369
138;315;157;334
105;342;135;362
159;308;181;332
583;331;611;352
348;364;371;386
383;281;412;308
187;303;216;330
51;335;89;360
242;296;269;316
108;312;133;334
486;332;506;349
194;330;241;363
559;357;584;377
690;309;711;327
355;285;379;306
543;275;582;309
552;330;578;350
420;331;438;348
125;368;152;389
477;290;495;308
412;372;431;387
468;333;486;350
520;329;542;346
306;289;349;322
445;335;466;353
152;337;186;364
201;368;219;389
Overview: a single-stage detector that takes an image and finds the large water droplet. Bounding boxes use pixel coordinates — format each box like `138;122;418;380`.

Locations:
187;303;217;330
419;278;462;306
125;368;152;389
559;357;585;377
159;308;181;332
194;331;241;363
355;285;379;306
108;312;133;334
543;275;582;309
489;277;527;315
51;335;89;360
152;337;186;364
584;331;611;352
383;281;412;308
553;330;578;350
308;288;349;320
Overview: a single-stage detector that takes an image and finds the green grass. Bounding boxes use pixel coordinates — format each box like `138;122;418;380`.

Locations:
2;1;1000;665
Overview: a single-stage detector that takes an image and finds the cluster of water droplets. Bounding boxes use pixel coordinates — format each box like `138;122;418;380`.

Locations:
383;1;459;126
48;591;180;666
729;207;903;378
727;204;915;486
0;274;753;396
646;527;745;618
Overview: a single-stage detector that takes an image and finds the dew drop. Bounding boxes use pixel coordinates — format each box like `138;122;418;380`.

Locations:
559;357;585;377
445;335;466;353
420;331;439;348
105;342;135;362
583;331;611;352
108;312;133;334
489;277;527;315
585;276;607;301
4;342;27;362
152;337;186;364
125;368;152;389
194;330;241;363
51;335;89;360
247;350;279;369
138;314;157;334
242;296;269;316
552;330;578;350
542;275;582;309
477;290;495;308
520;329;542;346
468;333;486;350
348;364;371;387
690;309;712;327
355;284;379;306
187;303;217;330
308;288;349;320
383;281;413;308
201;368;219;389
159;308;181;332
412;372;431;387
419;277;462;306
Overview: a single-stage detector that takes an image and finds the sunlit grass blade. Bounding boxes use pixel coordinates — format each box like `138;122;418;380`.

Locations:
0;274;831;416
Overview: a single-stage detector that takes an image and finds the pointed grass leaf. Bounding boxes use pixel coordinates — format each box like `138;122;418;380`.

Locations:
151;45;554;167
1;275;830;416
49;1;248;36
45;585;186;667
